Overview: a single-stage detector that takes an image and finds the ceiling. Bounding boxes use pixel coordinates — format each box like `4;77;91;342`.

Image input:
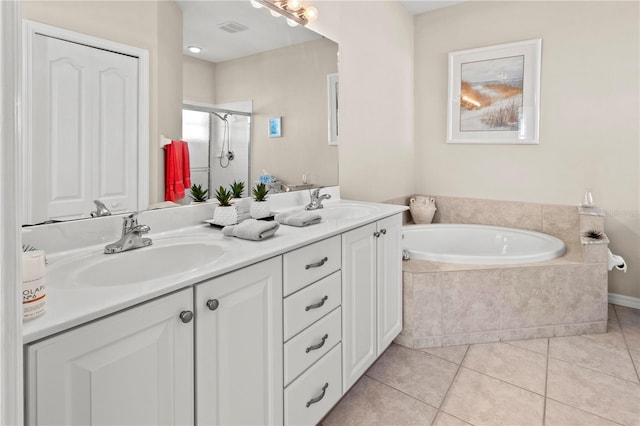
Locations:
177;1;463;64
398;0;464;15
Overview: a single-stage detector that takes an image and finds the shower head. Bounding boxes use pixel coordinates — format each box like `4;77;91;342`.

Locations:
212;112;230;122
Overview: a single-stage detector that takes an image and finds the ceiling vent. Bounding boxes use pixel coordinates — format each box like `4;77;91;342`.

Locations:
217;21;249;34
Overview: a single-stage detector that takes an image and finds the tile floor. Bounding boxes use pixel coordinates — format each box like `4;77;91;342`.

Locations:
322;304;640;426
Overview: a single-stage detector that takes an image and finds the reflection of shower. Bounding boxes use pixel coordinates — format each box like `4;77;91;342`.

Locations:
213;112;234;168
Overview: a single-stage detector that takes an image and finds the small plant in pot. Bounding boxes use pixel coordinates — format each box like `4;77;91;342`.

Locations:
250;183;271;219
212;186;238;226
230;180;248;214
189;184;209;203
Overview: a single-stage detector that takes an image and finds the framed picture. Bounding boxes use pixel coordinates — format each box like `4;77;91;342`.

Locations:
327;73;339;145
447;39;541;144
268;116;281;138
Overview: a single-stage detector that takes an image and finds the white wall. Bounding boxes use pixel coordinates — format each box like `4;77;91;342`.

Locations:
414;1;639;298
310;1;415;201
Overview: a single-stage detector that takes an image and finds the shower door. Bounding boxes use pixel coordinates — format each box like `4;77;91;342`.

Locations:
182;108;251;199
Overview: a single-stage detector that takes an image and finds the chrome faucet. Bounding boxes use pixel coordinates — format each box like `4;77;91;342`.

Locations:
104;213;152;254
91;200;112;217
305;188;332;210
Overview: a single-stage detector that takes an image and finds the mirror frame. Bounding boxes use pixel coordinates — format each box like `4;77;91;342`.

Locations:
21;19;149;224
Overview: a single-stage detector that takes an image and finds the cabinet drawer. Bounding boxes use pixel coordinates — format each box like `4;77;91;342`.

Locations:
284;307;341;386
284;343;342;426
283;271;341;341
283;236;341;296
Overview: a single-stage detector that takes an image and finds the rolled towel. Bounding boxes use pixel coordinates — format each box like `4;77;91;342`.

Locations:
222;219;279;241
275;210;322;227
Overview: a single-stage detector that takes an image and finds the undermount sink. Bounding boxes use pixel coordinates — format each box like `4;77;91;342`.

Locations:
50;237;230;287
315;203;381;221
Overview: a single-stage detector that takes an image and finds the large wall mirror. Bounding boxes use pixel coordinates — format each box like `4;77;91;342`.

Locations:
22;0;338;225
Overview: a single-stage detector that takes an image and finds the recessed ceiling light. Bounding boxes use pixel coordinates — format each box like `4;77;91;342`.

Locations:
187;46;202;54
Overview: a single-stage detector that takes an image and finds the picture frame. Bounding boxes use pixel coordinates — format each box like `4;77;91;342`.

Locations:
268;116;282;138
447;39;542;144
327;73;339;145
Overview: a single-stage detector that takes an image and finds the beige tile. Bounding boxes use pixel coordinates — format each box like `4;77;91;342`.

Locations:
609;304;620;327
555;321;607;337
501;267;556;329
543;204;580;245
421;345;469;364
580;214;604;233
615;305;640;327
402;272;416;336
501;325;555;341
583;323;628;349
413;272;442;337
545;399;621;426
582;243;609;263
547;358;640;426
413;336;444;349
549;336;638;383
365;344;458;407
621;322;640;352
433;411;473;426
322;376;437;426
442;270;501;334
551;264;608;324
443;330;502;346
437;196;543;231
463;342;547;394
504;338;549;355
441;367;544;425
630;350;640;378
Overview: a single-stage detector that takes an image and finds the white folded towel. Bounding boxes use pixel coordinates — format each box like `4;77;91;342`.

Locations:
275;211;322;227
222;219;279;241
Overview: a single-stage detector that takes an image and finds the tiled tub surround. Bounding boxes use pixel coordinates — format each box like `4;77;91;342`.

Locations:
394;196;610;348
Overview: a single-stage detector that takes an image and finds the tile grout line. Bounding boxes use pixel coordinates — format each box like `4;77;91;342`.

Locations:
429;345;472;426
613;304;640;383
363;373;440;412
542;337;549;426
461;364;547;398
545;396;627;426
546;352;640;386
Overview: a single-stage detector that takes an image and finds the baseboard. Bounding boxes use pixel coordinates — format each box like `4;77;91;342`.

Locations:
608;293;640;309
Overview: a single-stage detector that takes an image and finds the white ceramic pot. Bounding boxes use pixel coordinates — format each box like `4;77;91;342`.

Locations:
232;198;250;215
250;200;271;219
213;205;238;226
409;196;437;224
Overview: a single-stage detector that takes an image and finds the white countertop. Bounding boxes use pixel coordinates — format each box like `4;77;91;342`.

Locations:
23;193;406;344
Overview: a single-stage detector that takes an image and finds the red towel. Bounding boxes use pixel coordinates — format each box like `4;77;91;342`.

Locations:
164;140;191;201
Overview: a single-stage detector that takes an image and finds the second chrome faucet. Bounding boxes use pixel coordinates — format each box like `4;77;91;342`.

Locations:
104;213;152;254
305;188;331;210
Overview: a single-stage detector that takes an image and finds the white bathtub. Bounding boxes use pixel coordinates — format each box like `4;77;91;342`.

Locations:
403;224;566;265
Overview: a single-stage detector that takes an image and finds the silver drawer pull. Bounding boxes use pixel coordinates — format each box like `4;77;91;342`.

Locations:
305;295;328;311
306;383;329;408
305;334;328;353
305;257;328;270
380;228;387;235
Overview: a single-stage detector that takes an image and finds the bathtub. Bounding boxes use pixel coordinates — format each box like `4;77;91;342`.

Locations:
403;224;566;265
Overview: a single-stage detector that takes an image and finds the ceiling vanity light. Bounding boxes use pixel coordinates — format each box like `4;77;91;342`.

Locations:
187;46;203;54
253;0;318;26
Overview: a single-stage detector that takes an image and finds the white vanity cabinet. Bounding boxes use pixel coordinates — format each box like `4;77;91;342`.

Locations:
342;214;403;391
282;237;344;425
25;288;194;426
195;257;283;426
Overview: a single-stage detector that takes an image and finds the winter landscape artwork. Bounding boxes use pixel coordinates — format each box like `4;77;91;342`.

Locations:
447;39;541;144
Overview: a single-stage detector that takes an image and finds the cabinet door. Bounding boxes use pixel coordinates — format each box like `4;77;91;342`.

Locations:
195;257;283;426
25;289;194;426
376;214;403;354
341;223;377;392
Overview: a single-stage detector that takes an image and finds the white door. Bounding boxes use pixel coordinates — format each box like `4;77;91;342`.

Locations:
30;34;138;223
341;223;377;392
376;214;403;354
25;289;194;426
195;257;283;426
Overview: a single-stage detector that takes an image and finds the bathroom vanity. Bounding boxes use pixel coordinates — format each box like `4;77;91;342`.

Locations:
22;188;406;425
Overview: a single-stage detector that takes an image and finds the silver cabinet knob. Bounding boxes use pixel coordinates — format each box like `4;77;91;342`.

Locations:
179;310;194;323
373;231;381;238
206;299;219;311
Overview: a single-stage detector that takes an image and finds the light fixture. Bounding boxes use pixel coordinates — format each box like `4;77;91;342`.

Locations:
253;0;317;26
187;46;202;54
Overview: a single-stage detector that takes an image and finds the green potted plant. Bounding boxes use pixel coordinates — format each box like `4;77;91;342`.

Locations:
212;186;238;225
250;183;271;219
189;184;209;203
229;180;248;214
